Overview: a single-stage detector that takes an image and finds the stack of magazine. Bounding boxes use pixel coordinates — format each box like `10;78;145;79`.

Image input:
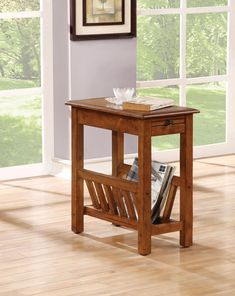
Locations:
126;158;175;224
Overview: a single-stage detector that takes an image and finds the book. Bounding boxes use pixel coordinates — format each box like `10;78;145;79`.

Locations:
126;157;175;223
151;165;176;224
122;96;174;111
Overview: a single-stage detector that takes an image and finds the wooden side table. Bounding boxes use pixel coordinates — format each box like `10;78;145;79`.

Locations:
66;98;199;255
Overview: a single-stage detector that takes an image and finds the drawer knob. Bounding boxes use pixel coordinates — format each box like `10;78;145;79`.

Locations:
165;119;173;126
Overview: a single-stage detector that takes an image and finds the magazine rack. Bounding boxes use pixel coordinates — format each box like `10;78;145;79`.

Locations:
66;98;199;255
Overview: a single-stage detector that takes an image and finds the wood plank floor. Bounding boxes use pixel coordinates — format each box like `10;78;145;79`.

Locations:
0;155;235;296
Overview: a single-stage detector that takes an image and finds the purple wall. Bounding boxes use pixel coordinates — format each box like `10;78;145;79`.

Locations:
53;0;137;160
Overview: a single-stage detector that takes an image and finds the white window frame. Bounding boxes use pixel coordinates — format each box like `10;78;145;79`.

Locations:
137;0;235;161
0;0;54;180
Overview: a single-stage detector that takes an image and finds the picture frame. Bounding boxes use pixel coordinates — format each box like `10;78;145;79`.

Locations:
70;0;136;41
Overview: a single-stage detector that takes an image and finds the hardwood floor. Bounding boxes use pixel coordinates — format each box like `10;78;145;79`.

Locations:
0;155;235;296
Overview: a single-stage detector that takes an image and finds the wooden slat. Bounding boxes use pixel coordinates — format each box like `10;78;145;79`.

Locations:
172;175;181;186
151;221;183;235
122;190;137;221
79;169;138;193
103;184;118;215
84;206;138;230
94;182;109;212
112;188;128;218
117;163;132;178
85;180;101;209
162;183;178;221
131;192;139;217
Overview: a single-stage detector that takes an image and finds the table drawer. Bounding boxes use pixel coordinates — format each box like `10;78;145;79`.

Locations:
151;117;185;135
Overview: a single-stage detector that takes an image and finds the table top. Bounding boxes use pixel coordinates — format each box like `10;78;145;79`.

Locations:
66;98;199;119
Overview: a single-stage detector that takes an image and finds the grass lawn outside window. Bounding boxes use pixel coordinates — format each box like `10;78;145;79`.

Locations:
137;83;226;150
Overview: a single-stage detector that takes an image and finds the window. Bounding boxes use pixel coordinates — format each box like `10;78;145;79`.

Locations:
137;0;235;158
0;1;53;179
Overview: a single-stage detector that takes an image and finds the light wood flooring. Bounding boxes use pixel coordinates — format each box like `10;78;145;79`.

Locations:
0;155;235;296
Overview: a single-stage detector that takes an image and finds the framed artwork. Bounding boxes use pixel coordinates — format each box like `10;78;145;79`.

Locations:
70;0;136;41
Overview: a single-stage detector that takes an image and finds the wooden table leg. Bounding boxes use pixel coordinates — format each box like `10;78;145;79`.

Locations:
111;131;124;227
71;108;84;234
138;121;152;255
180;115;193;247
112;131;124;176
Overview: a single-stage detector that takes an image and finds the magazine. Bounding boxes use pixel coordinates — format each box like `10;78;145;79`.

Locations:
126;157;175;223
151;165;176;224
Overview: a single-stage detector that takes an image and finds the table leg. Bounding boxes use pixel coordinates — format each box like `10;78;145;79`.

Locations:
138;121;152;255
111;131;124;227
112;131;124;176
71;108;84;233
180;115;193;247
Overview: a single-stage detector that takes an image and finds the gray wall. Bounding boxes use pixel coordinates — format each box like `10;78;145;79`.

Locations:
53;0;70;159
53;0;137;160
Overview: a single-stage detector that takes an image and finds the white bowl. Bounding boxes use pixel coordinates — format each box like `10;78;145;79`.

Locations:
113;88;135;104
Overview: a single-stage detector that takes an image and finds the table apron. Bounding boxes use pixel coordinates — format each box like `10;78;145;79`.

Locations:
77;109;141;135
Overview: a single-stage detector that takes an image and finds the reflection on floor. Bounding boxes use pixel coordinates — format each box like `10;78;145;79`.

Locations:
0;155;235;295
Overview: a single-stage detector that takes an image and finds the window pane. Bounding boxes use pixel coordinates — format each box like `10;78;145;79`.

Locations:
138;0;180;9
137;86;180;151
0;94;42;167
152;134;180;151
0;18;41;90
186;83;226;146
187;0;227;7
137;15;180;81
187;13;227;78
0;0;40;12
137;86;179;104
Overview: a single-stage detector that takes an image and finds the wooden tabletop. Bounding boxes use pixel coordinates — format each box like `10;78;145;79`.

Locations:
66;98;199;119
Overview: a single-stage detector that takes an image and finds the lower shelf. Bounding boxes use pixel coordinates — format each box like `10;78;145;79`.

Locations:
81;168;182;237
84;205;137;229
84;205;183;236
151;220;183;235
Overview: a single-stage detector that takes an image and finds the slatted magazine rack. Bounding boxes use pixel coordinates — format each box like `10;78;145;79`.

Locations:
66;98;199;255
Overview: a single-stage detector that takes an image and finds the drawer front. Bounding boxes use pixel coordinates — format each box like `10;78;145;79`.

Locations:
151;117;185;136
152;117;185;126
